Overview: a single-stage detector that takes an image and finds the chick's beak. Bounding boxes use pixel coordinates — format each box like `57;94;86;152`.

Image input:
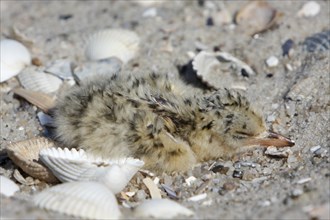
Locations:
244;131;295;147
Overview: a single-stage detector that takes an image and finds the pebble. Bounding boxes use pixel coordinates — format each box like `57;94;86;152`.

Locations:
310;145;321;153
209;163;229;174
291;188;303;198
135;189;147;201
222;182;236;191
232;170;243;179
297;1;320;17
142;8;157;17
266;56;279;67
266;114;276;122
187;193;207;202
265;146;292;158
185;176;197;186
282;39;294;57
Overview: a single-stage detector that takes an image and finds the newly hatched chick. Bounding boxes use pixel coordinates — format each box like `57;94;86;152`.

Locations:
53;73;294;173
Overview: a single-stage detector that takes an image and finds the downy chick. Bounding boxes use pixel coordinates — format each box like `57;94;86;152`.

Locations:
53;73;294;173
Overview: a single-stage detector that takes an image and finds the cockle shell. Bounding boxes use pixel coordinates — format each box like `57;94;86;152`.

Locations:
134;199;194;219
18;66;63;94
39;147;144;193
33;182;121;219
192;51;254;89
6;138;59;183
0;176;20;197
85;29;140;64
0;39;31;83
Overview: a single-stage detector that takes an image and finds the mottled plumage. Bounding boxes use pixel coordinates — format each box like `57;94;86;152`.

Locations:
53;73;294;173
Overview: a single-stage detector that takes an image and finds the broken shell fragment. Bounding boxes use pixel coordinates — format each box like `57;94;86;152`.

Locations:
0;176;20;197
235;1;280;35
297;1;320;17
73;57;122;81
33;182;121;219
39;147;144;193
303;30;330;53
85;29;140;64
12;88;56;113
6;138;59;183
0;39;31;83
18;66;63;94
134;199;194;219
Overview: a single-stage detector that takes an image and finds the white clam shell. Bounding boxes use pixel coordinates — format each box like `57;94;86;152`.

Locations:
33;182;121;219
85;29;140;63
18;66;63;94
39;147;144;193
297;1;320;17
0;176;20;197
134;199;194;219
0;39;31;83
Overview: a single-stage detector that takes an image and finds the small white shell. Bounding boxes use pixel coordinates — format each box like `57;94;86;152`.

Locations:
33;182;121;219
85;29;140;63
0;39;31;82
297;1;320;17
18;66;63;94
0;176;20;197
39;147;144;193
134;199;194;219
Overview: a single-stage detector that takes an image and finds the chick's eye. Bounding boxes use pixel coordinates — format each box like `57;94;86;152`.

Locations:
235;131;253;137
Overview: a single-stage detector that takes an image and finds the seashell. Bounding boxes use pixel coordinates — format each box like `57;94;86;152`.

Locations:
12;87;56;113
73;57;122;82
18;66;63;94
0;39;31;83
142;177;162;199
297;1;320;17
235;1;281;35
6;137;59;183
45;59;74;80
0;176;20;197
33;182;121;219
85;29;140;64
303;30;330;53
192;51;255;89
39;147;144;193
134;199;194;219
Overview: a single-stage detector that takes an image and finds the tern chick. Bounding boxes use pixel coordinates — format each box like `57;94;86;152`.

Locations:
53;73;294;173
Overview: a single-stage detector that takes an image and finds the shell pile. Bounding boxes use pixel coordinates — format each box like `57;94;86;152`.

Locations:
85;29;140;64
0;39;31;83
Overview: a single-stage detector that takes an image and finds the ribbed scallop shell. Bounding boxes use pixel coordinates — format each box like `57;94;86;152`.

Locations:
6;138;59;183
33;182;121;219
85;29;140;64
39;147;144;193
134;199;194;218
0;176;20;197
0;39;31;83
18;66;63;94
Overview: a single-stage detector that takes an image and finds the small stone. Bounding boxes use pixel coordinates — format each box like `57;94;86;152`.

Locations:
242;169;259;181
222;182;236;191
263;167;272;176
297;177;312;185
291;188;303;198
310;145;321;153
210;163;229;174
185;176;197;186
135;189;148;201
282;39;294;57
265;146;292;158
142;8;157;17
266;56;279;67
232;170;243;179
